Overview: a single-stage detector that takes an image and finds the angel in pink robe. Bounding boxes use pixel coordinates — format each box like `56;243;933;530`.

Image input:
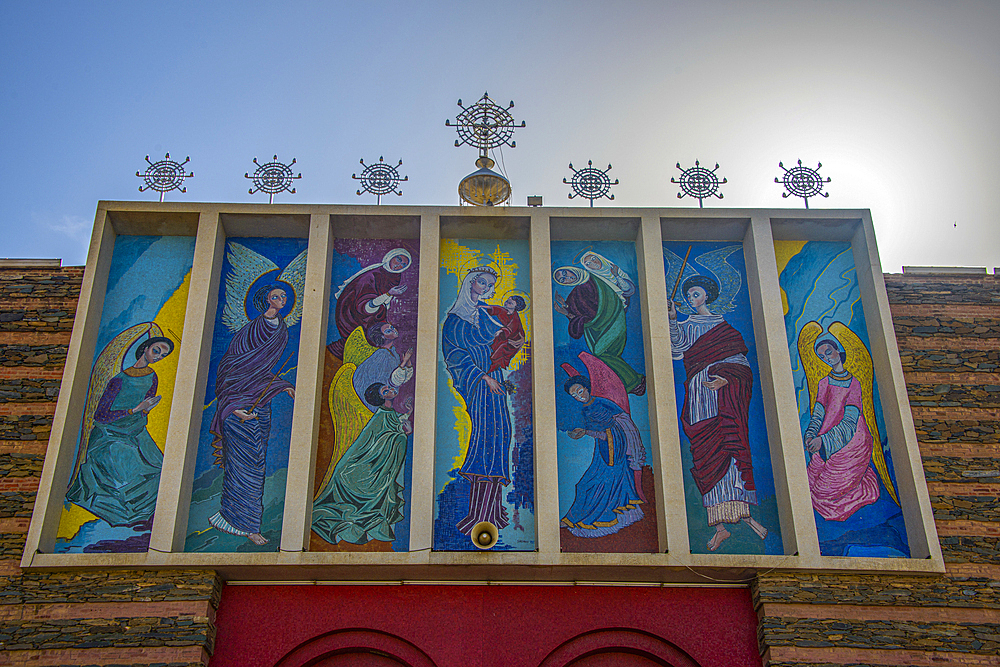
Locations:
804;338;880;521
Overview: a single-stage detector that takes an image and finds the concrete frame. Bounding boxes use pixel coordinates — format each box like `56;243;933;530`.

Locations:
22;202;944;581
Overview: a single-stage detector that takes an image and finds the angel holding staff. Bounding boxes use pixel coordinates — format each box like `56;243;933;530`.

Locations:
666;245;768;551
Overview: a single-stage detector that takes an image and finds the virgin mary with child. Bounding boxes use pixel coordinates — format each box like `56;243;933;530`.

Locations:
442;267;525;538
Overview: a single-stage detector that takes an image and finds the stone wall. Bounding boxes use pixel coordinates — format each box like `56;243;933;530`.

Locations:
4;265;999;666
0;266;219;666
758;272;1000;667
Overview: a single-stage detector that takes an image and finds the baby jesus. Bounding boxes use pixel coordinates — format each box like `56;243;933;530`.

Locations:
482;295;527;373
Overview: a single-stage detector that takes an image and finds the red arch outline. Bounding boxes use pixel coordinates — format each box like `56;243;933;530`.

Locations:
537;628;704;667
273;628;438;667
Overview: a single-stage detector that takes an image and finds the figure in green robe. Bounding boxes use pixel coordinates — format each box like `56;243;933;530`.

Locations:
553;260;646;396
66;336;174;526
312;382;412;545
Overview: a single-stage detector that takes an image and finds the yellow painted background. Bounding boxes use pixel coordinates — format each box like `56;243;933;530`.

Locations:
57;271;192;540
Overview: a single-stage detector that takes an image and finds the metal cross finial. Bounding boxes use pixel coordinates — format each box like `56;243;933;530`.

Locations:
446;92;525;156
353;156;408;205
775;160;830;209
672;160;726;208
564;161;618;207
246;155;301;204
136;153;193;202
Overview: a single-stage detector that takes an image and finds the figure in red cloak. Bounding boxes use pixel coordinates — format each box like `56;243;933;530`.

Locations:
482;294;527;373
669;275;768;551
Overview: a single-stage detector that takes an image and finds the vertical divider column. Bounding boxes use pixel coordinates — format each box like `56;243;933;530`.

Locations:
408;213;440;552
149;210;225;556
744;214;818;560
280;213;333;556
24;207;115;561
636;214;687;555
852;215;941;563
529;211;560;554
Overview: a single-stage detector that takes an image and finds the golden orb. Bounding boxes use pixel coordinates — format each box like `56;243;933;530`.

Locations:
458;156;511;206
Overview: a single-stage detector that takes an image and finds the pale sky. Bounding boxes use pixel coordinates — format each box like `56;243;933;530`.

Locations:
2;1;998;272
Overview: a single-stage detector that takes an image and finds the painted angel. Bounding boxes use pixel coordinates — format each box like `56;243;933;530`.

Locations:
313;376;413;547
665;245;767;551
559;352;647;538
207;242;307;545
797;321;899;521
65;322;174;527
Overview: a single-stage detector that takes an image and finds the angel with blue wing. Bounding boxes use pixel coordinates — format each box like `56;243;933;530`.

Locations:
207;242;307;545
665;245;768;551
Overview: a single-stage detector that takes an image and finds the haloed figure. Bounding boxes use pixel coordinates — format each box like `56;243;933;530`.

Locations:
483;294;527;374
329;248;412;359
209;285;296;546
804;337;880;520
66;336;174;526
442;268;523;537
669;275;767;551
352;321;414;411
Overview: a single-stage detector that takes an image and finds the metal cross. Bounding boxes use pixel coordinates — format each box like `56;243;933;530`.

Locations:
672;161;726;208
564;161;618;207
353;157;408;205
136;153;193;202
446;92;525;157
775;160;830;209
246;155;301;204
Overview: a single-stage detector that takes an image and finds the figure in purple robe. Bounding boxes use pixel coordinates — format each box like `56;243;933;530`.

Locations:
328;248;412;359
208;285;295;545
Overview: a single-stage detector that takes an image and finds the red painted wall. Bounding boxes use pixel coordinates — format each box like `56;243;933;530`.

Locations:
210;584;761;667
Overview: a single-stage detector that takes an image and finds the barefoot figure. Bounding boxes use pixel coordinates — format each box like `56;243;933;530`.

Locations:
483;294;527;374
669;275;767;551
206;242;307;546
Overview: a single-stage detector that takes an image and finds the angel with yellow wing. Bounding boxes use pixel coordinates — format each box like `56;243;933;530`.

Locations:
312;323;414;546
206;242;307;546
797;321;899;521
65;323;174;526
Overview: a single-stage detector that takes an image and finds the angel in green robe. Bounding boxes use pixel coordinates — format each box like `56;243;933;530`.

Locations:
312;382;412;545
66;326;174;527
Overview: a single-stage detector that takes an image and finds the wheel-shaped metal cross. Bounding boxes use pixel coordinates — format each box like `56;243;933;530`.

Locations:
671;160;726;208
564;161;618;207
775;160;830;209
446;92;525;153
136;153;193;202
246;155;301;204
353;156;408;205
